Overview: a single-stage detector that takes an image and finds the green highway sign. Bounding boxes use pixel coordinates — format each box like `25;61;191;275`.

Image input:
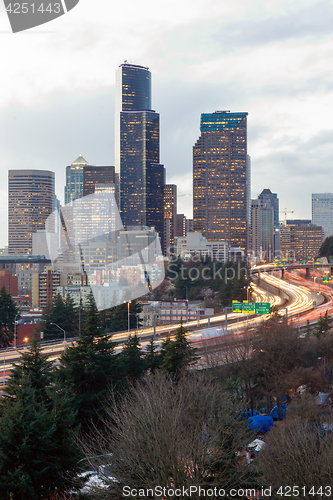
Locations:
232;301;243;313
323;276;329;282
313;301;316;306
243;302;255;314
255;302;271;314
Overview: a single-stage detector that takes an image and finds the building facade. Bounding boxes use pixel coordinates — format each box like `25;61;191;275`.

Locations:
193;111;249;251
280;223;323;261
164;184;177;255
175;232;228;262
115;63;164;237
65;154;89;204
83;165;115;197
8;170;55;254
312;193;333;240
258;188;279;230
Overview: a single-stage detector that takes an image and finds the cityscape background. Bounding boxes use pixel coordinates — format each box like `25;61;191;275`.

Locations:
0;0;333;248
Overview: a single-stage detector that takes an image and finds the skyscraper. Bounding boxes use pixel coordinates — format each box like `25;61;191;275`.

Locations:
164;184;177;254
83;165;115;196
65;154;89;204
115;62;163;234
258;188;279;230
193;111;249;251
251;199;274;261
312;193;333;239
8;170;55;254
65;155;116;202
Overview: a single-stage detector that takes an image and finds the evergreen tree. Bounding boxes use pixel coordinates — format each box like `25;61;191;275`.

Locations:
306;319;312;337
64;292;79;337
145;337;162;373
161;318;198;378
0;285;19;347
38;293;79;340
106;299;143;333
0;339;79;499
57;290;120;429
314;311;331;339
6;337;53;405
119;334;147;383
319;235;333;259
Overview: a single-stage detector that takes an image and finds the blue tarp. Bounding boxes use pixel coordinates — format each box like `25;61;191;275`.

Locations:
270;404;287;420
237;409;259;420
247;415;274;433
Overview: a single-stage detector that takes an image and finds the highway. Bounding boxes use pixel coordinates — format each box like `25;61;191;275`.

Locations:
0;267;329;384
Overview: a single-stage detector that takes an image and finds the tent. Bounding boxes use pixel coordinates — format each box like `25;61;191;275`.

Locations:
247;415;274;433
270;404;287;420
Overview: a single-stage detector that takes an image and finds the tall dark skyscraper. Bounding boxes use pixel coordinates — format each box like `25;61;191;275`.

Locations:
193;111;250;251
115;62;164;239
8;170;55;254
83;165;115;197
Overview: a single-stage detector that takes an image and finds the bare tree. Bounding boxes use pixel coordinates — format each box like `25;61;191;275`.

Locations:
258;402;333;500
81;373;257;499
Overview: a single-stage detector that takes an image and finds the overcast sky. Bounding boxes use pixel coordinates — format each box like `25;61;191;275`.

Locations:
0;0;332;248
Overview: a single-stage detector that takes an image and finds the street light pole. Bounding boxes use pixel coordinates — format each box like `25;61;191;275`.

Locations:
129;313;139;333
127;301;131;334
50;323;66;345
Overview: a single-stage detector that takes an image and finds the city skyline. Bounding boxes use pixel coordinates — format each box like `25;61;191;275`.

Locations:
1;0;333;247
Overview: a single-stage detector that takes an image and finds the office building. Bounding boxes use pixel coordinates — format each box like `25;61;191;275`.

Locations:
164;184;177;255
175;232;228;262
176;214;186;237
290;225;323;261
280;223;323;261
65;154;89;204
258;188;279;230
251;199;274;262
251;200;261;258
8;170;55;254
186;218;194;234
115;62;164;234
66;155;115;202
146;163;165;252
312;193;333;239
193;111;250;251
83;165;115;196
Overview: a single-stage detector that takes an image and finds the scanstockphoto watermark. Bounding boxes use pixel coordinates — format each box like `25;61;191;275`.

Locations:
123;485;273;498
3;0;80;33
168;262;253;284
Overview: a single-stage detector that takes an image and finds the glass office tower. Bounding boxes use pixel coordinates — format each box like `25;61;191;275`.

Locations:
83;165;115;196
65;154;89;204
115;63;163;241
8;169;55;254
193;111;249;251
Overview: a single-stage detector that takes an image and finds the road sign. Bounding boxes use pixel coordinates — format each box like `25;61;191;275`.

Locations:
255;303;271;314
313;301;316;306
243;302;255;314
232;301;243;313
323;276;329;282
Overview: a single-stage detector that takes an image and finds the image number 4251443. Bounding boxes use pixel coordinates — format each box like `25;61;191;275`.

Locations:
3;0;80;33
